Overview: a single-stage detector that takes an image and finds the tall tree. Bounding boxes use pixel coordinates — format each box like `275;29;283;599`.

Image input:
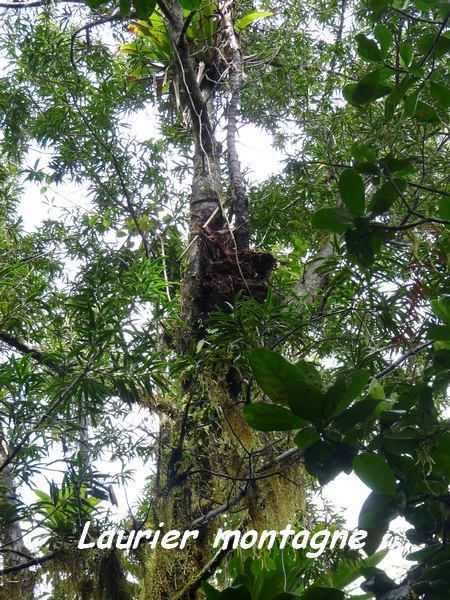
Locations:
0;0;448;598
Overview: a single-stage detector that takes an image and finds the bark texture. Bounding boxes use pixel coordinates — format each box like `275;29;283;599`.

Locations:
140;3;288;598
0;439;35;599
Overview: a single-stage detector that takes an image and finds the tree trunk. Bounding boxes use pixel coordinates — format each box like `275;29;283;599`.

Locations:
141;3;303;597
0;438;35;599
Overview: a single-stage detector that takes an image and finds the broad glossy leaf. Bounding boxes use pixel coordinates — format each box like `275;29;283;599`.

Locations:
358;492;397;554
353;453;397;496
304;441;354;485
351;142;377;163
419;560;450;585
403;93;420;121
418;32;450;59
374;24;393;58
133;0;157;19
179;0;202;9
399;42;413;67
368;179;406;216
355;34;382;62
325;369;370;417
406;544;450;563
243;402;304;431
294;427;320;450
430;82;450;111
311;207;354;233
85;0;107;6
385;76;417;112
119;0;132;15
344;82;391;106
202;581;222;599
235;11;273;30
430;298;450;322
300;589;344;600
414;101;440;123
333;397;383;431
379;156;414;175
428;325;450;341
439;198;450;220
338;169;365;216
247;349;296;404
247;350;325;423
430;81;450;110
369;0;389;9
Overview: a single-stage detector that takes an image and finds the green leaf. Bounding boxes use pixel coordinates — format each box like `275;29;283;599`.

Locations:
300;589;344;600
406;544;450;563
338;169;365;216
418;32;450;59
399;42;413;67
345;225;388;267
247;350;325;423
294;427;320;450
414;101;440;123
235;11;273;30
368;179;406;216
202;581;222;599
353;453;397;496
344;82;391;106
351;142;377;163
430;82;450;111
354;161;380;175
133;0;157;19
404;90;420;117
333;397;383;431
288;379;326;424
358;492;397;554
430;298;450;322
428;325;450;341
369;0;389;9
439;198;450;220
243;402;304;431
119;0;132;16
247;349;294;404
325;369;370;417
385;76;417;109
311;207;354;233
355;34;382;62
216;585;252;600
374;24;393;58
379;156;414;176
420;560;450;585
368;378;385;400
304;441;354;485
179;0;202;9
85;0;108;7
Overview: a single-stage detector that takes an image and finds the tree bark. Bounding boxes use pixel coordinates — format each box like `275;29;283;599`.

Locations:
0;438;35;599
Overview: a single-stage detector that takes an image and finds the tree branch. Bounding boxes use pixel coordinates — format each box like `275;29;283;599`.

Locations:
0;552;57;576
0;357;93;474
191;447;301;528
172;547;232;599
159;0;215;156
0;332;65;374
375;340;433;380
0;0;83;7
222;1;249;249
